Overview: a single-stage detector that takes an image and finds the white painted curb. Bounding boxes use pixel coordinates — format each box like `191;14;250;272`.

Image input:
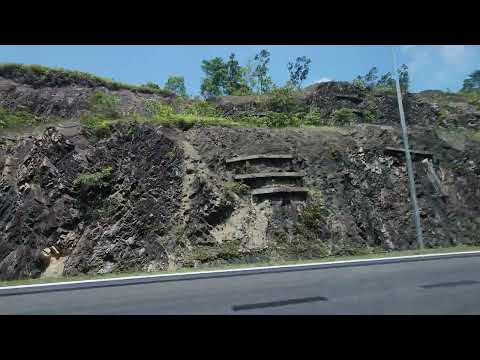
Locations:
1;250;480;295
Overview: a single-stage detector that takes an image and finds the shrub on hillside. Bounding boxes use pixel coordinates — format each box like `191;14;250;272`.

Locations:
0;107;36;129
87;91;121;119
144;99;175;120
74;166;114;203
74;166;113;195
330;108;358;125
182;101;220;117
266;87;299;113
302;110;333;126
262;111;302;128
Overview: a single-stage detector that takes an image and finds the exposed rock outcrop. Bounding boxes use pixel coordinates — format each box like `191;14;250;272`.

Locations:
210;81;441;127
1;70;479;281
0;76;174;120
1;121;479;281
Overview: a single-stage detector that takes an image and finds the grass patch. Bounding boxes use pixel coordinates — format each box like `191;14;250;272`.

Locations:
79;91;124;139
0;107;36;130
73;166;113;188
0;63;172;96
468;130;480;142
1;244;480;288
140;100;361;130
278;190;333;259
80;118;117;142
265;86;304;113
87;90;121;118
189;240;243;264
330;108;359;125
460;90;480;111
298;191;330;230
372;85;396;95
302;110;331;126
158;112;243;129
419;90;480;111
73;166;114;205
224;181;250;196
141;100;248;129
97;193;124;219
2;88;376;135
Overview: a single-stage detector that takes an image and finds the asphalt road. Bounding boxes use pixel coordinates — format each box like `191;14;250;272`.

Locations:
1;255;480;314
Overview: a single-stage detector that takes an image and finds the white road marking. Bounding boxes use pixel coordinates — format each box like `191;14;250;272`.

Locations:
1;250;480;292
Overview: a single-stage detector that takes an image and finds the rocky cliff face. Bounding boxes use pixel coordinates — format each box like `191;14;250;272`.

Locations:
0;123;185;279
303;82;440;127
0;76;174;120
417;90;480;129
1;120;479;281
1;70;479;281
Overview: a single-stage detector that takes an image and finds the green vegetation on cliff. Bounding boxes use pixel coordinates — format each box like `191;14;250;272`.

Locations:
0;107;36;129
0;63;173;96
2;62;479;135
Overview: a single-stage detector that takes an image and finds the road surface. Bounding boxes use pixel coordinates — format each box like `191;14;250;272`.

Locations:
1;255;480;314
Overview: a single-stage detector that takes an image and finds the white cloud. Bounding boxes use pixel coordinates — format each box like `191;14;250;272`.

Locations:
315;77;331;83
401;45;473;76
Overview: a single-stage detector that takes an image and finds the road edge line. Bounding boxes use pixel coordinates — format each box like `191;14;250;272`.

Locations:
1;250;480;295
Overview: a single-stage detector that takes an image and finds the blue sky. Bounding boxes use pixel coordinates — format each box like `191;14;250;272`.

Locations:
0;45;478;95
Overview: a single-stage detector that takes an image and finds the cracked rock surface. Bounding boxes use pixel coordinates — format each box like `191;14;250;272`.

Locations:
1;121;479;280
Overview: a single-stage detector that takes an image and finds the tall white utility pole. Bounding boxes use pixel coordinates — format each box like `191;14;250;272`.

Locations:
391;46;424;249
